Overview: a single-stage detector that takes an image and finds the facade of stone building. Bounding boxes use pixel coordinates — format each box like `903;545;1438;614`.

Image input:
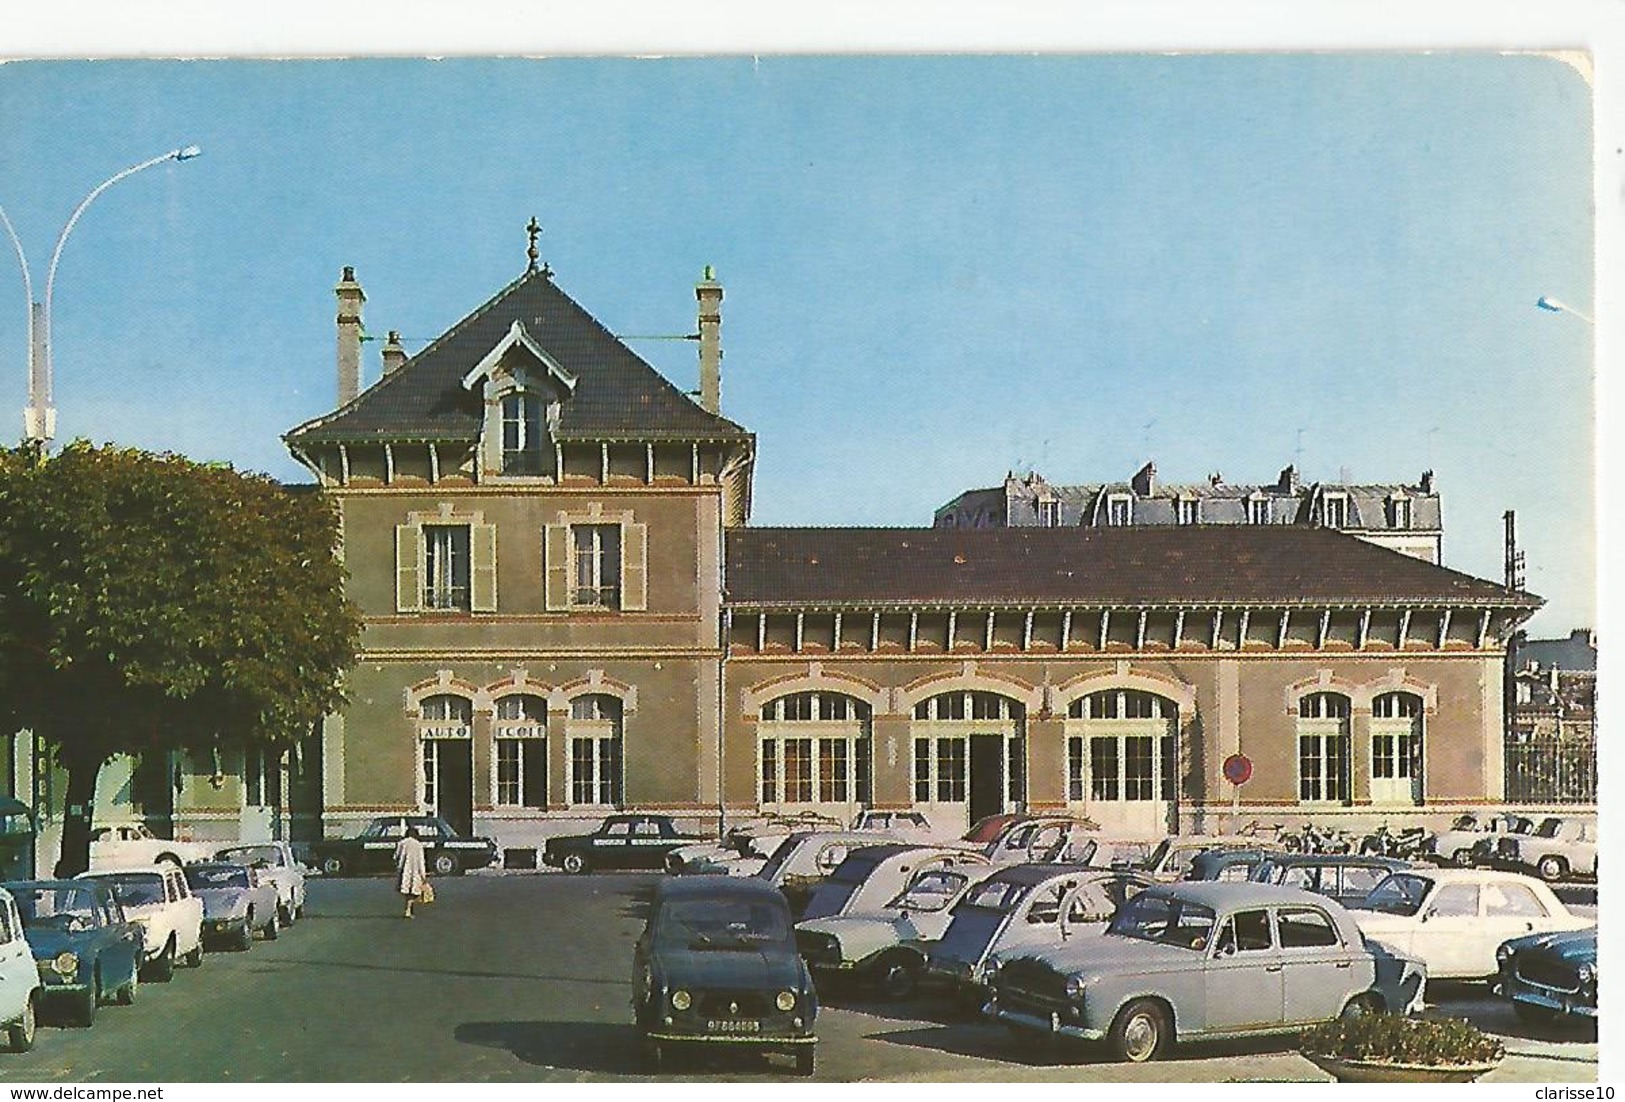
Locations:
271;259;1536;857
1506;628;1597;804
936;465;1444;564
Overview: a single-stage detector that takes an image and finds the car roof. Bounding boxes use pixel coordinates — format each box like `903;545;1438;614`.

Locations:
77;866;174;878
1140;880;1342;909
781;829;898;845
981;862;1103;887
1259;854;1412;869
653;875;789;903
1398;867;1548;885
3;879;110;894
185;862;251;872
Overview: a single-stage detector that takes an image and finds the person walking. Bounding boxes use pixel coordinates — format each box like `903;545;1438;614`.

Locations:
394;824;428;918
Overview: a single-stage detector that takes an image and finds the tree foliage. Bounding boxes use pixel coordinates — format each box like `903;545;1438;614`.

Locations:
0;442;360;873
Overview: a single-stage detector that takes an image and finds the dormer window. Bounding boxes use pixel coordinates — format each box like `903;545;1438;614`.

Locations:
1176;497;1198;525
501;393;546;475
1248;496;1272;525
1389;495;1413;529
1323;493;1348;529
1106;494;1132;527
1038;499;1061;527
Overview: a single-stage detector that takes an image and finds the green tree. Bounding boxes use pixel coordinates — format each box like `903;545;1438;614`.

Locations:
0;442;360;876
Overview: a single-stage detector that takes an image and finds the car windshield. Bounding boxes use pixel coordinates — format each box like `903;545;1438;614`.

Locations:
91;875;165;907
1359;873;1432;916
961;816;1011;845
1106;893;1217;949
890;868;973;912
219;845;285;867
829;852;886;885
358;820;400;840
185;866;249;890
12;886;98;929
957;878;1031;914
755;836;799;881
657;896;789;949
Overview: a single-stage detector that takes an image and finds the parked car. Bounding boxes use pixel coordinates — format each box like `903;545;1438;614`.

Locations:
216;841;309;925
1347;868;1592;980
797;851;996;998
1249;854;1415;908
974;816;1101;866
542;813;705;875
1495;927;1596;1024
925;864;1149;1008
308;814;498;877
632;875;817;1076
754;830;903;917
850;809;935;838
1487;817;1598;883
986;881;1428;1063
0;887;41;1051
665;812;843;877
6;879;143;1027
800;844;987;922
961;813;1025;847
76;866;204;981
1185;849;1278;883
1137;835;1285;882
1418;812;1535;868
183;863;282;950
87;823;216;871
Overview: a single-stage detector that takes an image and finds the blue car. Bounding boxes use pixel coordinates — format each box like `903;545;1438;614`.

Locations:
5;880;143;1027
1496;928;1597;1024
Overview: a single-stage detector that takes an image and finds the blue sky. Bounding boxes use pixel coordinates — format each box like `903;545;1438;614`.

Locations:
0;55;1595;632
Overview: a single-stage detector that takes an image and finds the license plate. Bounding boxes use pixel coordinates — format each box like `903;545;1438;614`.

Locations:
706;1019;761;1034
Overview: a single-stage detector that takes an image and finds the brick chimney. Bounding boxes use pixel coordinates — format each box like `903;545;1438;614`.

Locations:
381;330;407;375
335;266;366;405
696;266;722;414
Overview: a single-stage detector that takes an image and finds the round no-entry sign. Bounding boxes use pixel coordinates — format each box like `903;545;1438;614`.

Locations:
1222;753;1253;786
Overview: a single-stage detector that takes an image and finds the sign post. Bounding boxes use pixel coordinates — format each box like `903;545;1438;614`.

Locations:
1222;752;1253;834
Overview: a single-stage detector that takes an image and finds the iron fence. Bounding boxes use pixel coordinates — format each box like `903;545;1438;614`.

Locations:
1504;734;1596;804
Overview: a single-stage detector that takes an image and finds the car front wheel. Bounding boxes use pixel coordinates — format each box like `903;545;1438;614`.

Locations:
1452;849;1475;868
1107;999;1170;1063
1340;992;1385;1021
322;855;348;877
143;938;176;983
432;853;458;876
561;853;589;875
1537;855;1568;882
5;995;35;1052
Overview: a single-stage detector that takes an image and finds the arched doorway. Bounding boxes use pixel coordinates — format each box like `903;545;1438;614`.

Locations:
912;691;1025;832
1064;689;1176;838
1370;692;1424;805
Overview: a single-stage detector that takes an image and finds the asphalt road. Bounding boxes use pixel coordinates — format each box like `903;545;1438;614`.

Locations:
0;873;1598;1083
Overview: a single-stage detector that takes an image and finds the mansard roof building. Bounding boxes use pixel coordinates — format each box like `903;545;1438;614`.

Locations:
248;250;1543;858
936;463;1444;564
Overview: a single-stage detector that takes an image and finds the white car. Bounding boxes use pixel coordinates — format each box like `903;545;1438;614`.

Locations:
1418;812;1535;868
87;824;216;871
1347;868;1592;980
0;887;41;1051
216;842;308;925
76;866;204;981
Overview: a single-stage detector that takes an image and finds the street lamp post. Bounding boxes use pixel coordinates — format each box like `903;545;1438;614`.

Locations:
1536;295;1595;325
0;145;201;445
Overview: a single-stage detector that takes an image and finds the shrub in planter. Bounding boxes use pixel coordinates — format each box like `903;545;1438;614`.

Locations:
1301;1015;1505;1081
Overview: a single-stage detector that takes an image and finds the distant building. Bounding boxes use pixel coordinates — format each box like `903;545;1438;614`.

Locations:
935;463;1444;564
1506;629;1596;804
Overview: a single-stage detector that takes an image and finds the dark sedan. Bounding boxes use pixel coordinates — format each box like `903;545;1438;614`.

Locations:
633;875;817;1075
5;880;142;1027
307;815;498;877
1496;928;1597;1025
544;813;702;874
1249;854;1414;907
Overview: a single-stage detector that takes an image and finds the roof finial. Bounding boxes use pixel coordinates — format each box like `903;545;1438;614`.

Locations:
526;217;542;273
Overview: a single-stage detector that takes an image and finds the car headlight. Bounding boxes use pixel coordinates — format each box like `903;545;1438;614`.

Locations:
1064;974;1086;1000
775;990;796;1012
52;951;78;977
1577;964;1595;986
1496;944;1514;965
670;989;692;1011
983;958;1001;983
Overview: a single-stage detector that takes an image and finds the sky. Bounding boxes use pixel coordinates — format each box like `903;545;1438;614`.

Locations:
0;51;1598;635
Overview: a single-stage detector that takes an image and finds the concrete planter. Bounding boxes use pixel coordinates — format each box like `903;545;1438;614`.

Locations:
1303;1051;1501;1083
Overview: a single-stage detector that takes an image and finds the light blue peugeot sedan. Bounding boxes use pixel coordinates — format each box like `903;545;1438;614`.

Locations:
985;881;1426;1063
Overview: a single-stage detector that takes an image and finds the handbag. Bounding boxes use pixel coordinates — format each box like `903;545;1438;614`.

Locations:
419;881;435;904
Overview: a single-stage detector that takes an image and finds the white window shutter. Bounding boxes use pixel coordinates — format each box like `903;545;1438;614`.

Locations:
544;523;571;611
621;521;648;611
471;523;498;612
395;524;422;612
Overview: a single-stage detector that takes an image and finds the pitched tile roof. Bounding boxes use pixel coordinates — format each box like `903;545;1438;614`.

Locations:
724;525;1538;609
285;269;750;446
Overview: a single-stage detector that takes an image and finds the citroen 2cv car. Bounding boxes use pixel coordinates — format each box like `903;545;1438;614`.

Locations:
986;881;1427;1063
633;875;817;1076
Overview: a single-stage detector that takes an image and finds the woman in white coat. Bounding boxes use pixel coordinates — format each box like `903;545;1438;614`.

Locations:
394;828;428;918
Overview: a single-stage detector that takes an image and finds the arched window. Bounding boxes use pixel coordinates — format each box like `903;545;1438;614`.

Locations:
568;695;623;807
418;694;472;734
1296;692;1351;802
913;691;1024;721
758;692;872;807
1372;692;1422;719
1065;691;1177;805
910;691;1026;815
1068;690;1173;720
494;694;547;808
